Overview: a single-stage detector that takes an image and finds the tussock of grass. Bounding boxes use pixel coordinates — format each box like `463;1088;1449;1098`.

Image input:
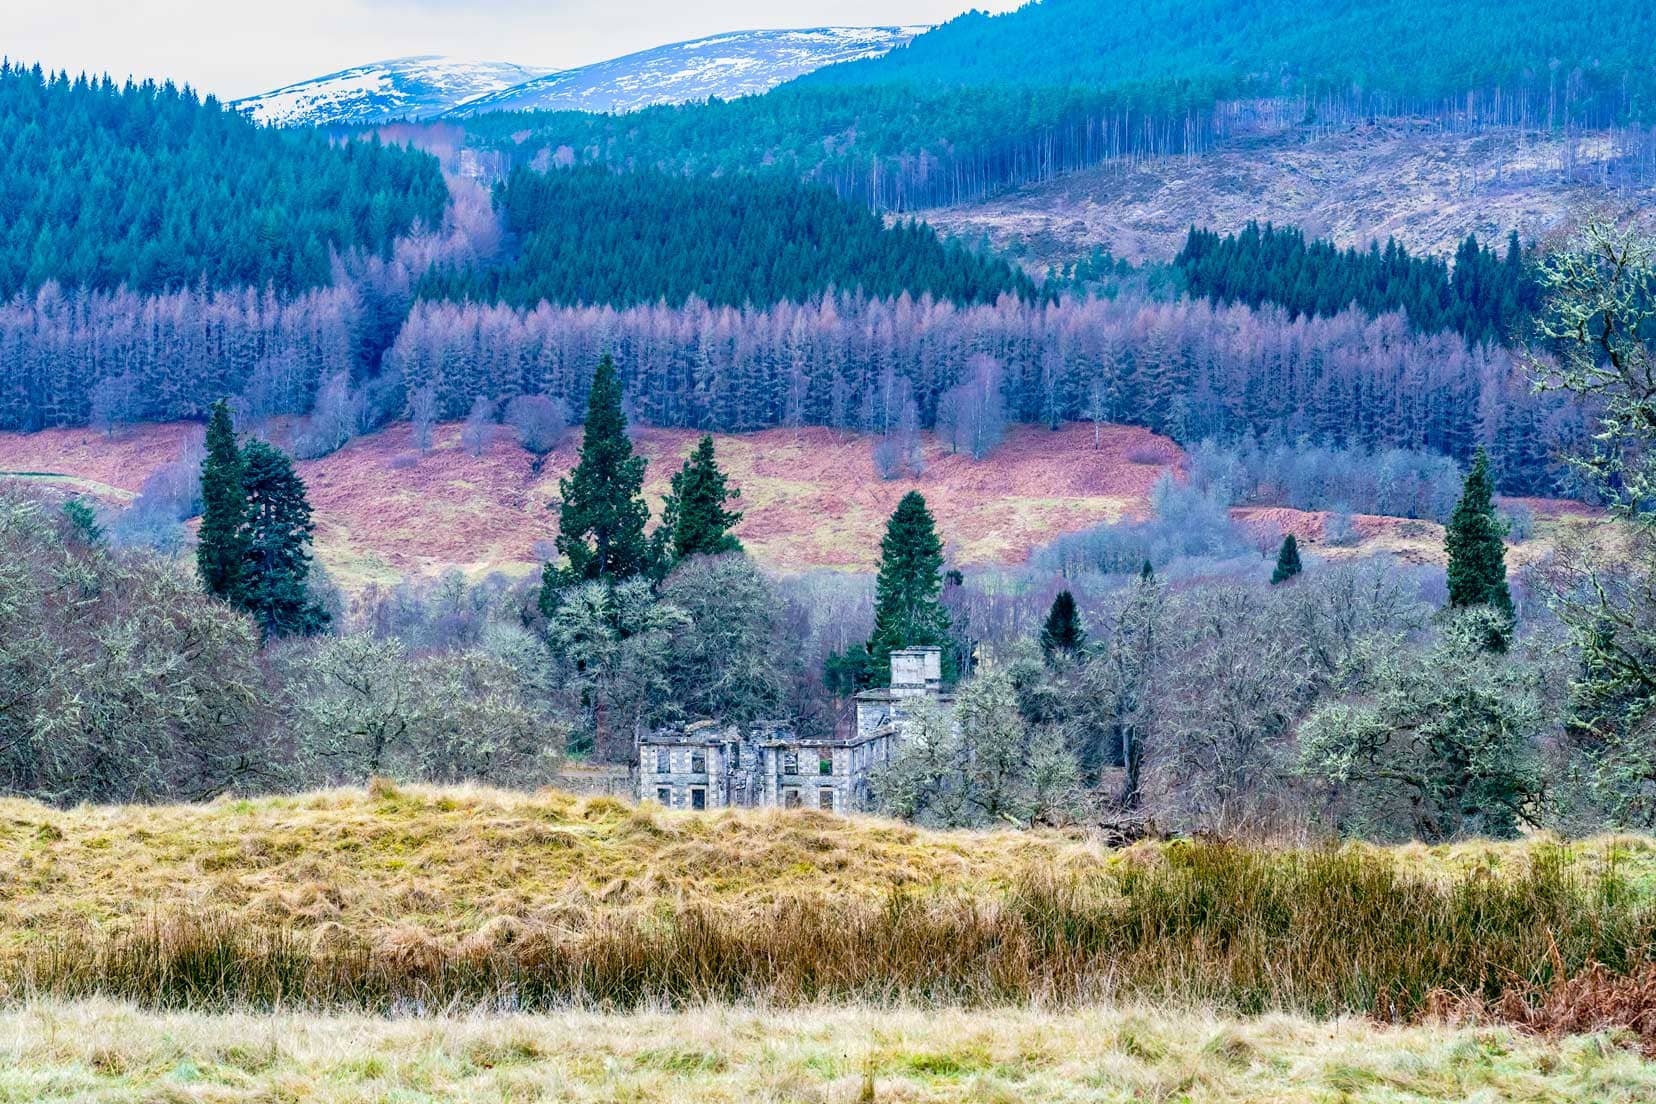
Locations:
3;999;1653;1103
4;786;1656;1029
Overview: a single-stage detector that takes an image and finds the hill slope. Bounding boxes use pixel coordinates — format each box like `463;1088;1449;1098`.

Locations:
454;27;927;116
0;421;1177;582
231;57;549;127
920;123;1656;267
807;0;1655;120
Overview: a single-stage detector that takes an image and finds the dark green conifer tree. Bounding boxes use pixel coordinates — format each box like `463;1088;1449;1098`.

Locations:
61;498;103;547
661;434;742;563
540;355;656;612
1271;533;1303;584
1039;589;1086;661
197;398;248;600
865;491;953;685
1445;448;1514;628
238;439;328;638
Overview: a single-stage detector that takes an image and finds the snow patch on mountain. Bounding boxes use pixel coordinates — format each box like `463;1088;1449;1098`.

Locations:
450;27;929;116
232;57;550;127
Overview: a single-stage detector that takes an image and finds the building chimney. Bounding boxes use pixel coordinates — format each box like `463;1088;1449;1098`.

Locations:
890;646;943;698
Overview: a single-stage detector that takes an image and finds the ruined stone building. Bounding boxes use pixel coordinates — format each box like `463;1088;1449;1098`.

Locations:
637;646;951;814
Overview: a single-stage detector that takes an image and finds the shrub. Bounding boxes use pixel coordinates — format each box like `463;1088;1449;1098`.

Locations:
505;394;568;456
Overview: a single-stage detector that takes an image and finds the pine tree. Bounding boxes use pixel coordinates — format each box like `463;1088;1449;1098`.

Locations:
1039;589;1086;661
1445;448;1514;624
238;439;328;638
1271;533;1303;584
866;491;953;685
661;434;743;563
197;398;248;600
60;498;103;547
541;355;656;612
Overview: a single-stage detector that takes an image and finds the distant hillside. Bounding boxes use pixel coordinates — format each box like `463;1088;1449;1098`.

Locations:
919;123;1656;267
807;0;1654;119
231;57;549;127
453;27;927;116
461;0;1656;211
231;28;924;128
0;63;446;296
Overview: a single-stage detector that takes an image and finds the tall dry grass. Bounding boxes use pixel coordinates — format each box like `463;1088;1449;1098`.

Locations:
12;841;1651;1030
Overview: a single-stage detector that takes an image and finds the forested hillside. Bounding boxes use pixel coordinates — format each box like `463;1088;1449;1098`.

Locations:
809;0;1655;116
423;166;1036;308
458;0;1656;209
1176;224;1539;344
0;64;447;295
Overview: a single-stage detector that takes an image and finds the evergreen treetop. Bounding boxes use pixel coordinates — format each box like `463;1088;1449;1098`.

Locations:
866;491;953;685
662;435;743;563
238;438;328;638
1271;533;1303;584
1445;448;1514;622
197;398;248;600
1039;589;1086;661
542;355;657;609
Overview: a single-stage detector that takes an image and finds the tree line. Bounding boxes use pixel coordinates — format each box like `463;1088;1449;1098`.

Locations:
386;292;1573;493
1175;224;1540;346
1;282;1575;493
421;165;1037;309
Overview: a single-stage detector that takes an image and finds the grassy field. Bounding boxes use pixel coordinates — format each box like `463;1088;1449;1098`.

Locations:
4;785;1656;1036
5;999;1654;1103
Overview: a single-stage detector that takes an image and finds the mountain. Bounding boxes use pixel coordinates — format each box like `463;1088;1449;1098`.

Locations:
450;27;927;116
231;57;550;127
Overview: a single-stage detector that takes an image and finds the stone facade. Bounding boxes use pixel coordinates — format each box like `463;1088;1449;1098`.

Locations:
637;647;950;815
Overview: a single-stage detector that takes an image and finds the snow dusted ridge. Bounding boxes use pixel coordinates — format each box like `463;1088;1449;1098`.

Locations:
232;27;929;128
230;57;551;127
450;27;930;116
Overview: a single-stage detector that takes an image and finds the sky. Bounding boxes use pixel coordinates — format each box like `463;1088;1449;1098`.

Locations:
9;0;1025;101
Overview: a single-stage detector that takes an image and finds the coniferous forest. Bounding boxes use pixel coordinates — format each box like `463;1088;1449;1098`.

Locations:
0;63;447;294
1175;224;1540;345
423;166;1036;308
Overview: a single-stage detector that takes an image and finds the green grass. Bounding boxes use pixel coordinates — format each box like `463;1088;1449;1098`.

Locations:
3;1000;1652;1102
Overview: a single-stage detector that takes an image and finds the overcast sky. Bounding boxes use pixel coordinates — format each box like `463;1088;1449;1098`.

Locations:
9;0;1024;101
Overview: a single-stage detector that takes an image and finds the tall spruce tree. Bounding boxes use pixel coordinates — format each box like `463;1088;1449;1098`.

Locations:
197;399;248;600
866;491;953;685
541;355;656;612
1271;533;1303;584
661;435;742;562
1039;589;1086;661
238;439;328;638
1445;448;1514;622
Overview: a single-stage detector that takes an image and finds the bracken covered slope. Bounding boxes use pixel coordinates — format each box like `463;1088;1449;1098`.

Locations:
0;421;1179;582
